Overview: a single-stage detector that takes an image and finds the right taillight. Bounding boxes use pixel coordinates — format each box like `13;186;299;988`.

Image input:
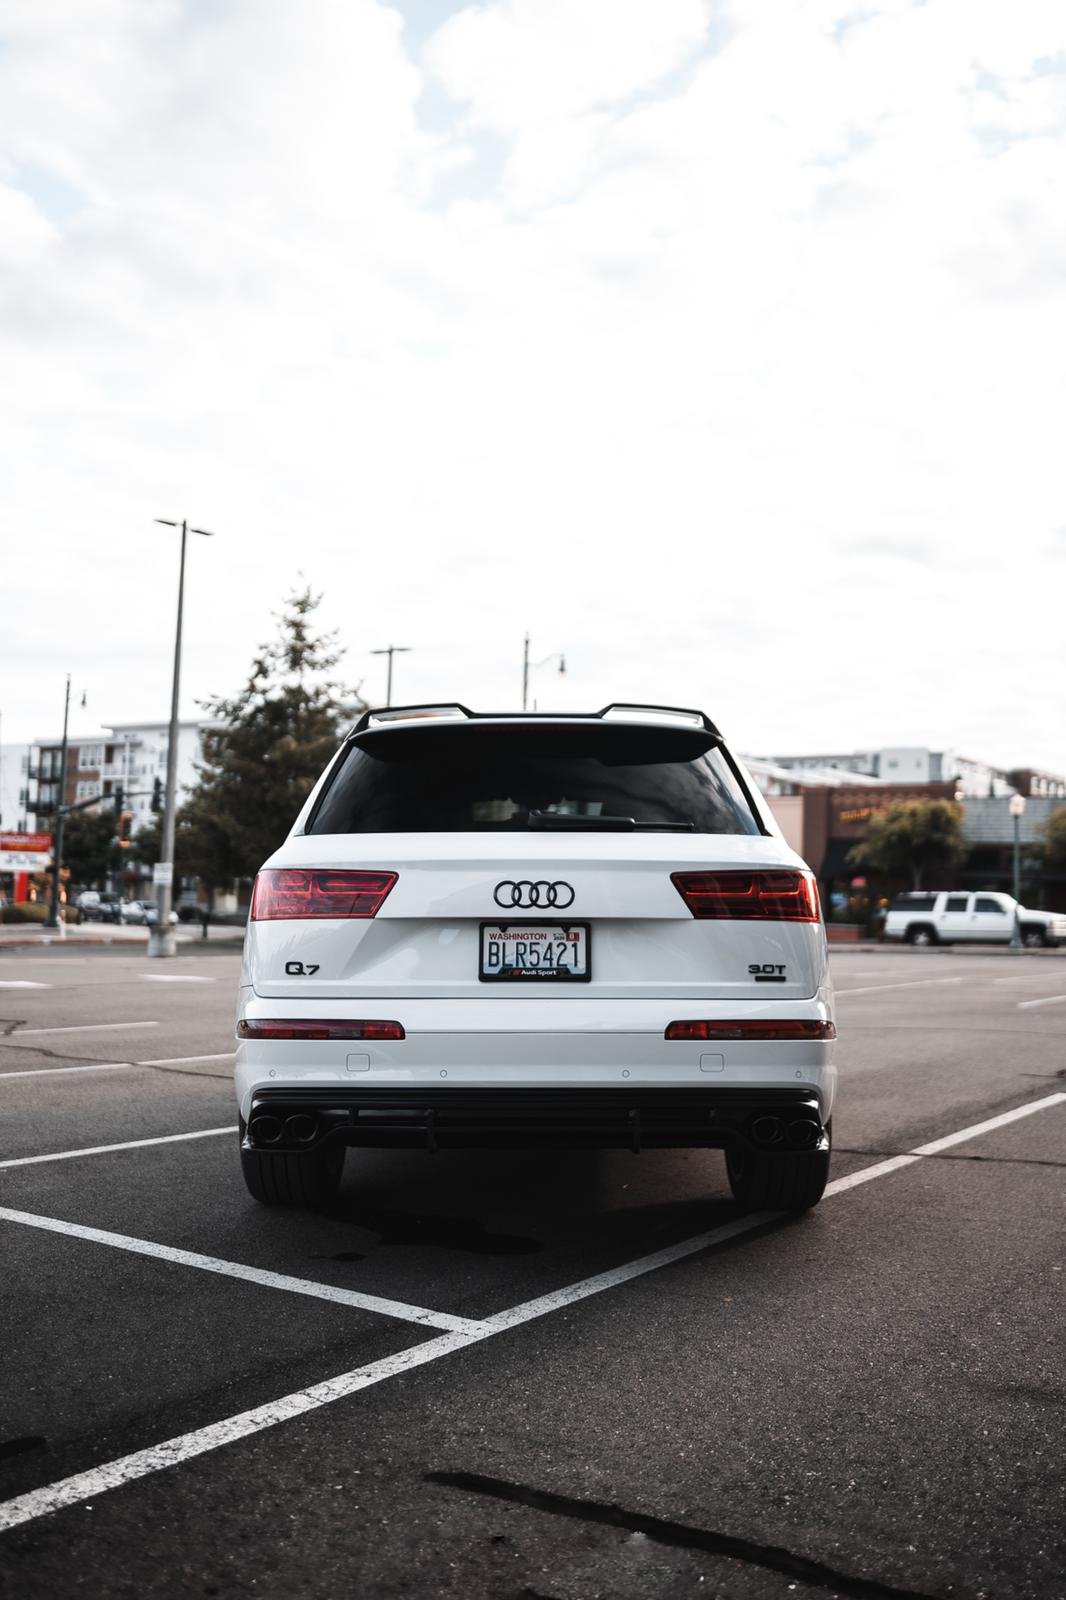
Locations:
671;870;820;922
665;1020;836;1041
250;869;397;920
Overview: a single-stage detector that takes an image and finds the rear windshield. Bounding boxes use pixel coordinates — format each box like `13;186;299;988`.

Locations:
890;895;937;911
309;724;762;835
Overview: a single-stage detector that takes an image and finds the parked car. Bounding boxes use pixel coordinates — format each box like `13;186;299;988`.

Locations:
884;891;1066;948
121;899;177;926
235;701;837;1213
76;892;123;924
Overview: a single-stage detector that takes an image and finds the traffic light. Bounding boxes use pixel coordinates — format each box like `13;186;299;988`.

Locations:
151;777;163;814
113;784;124;815
117;812;134;848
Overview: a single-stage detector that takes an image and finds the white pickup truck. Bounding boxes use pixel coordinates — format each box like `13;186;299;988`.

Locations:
885;891;1066;948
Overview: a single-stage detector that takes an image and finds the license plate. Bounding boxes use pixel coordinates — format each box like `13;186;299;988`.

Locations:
479;923;591;982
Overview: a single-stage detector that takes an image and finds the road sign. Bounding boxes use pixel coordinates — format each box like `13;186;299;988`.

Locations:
152;861;174;887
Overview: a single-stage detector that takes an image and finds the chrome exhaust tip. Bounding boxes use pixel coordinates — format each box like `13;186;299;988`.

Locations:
787;1117;820;1149
249;1114;284;1146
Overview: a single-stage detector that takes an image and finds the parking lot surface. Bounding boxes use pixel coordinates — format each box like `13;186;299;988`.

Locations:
1;943;1064;1599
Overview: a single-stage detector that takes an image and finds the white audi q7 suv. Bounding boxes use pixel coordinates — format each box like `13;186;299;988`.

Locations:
236;704;836;1212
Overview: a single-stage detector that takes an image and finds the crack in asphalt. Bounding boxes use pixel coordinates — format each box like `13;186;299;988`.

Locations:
425;1471;947;1600
836;1149;1065;1169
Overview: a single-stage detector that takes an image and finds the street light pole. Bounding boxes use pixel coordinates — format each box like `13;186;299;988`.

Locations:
44;674;72;930
370;646;411;708
148;518;213;958
1008;792;1026;952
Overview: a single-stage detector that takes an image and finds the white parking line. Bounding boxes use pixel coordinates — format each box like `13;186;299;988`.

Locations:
0;1088;1062;1532
0;1126;236;1170
826;1092;1066;1193
140;975;214;983
138;1052;233;1066
0;1062;135;1081
1017;994;1066;1010
0;1207;487;1335
15;1021;160;1037
0;980;50;988
834;977;965;997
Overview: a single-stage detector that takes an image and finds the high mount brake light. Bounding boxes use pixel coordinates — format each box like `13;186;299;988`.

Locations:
237;1020;405;1041
664;1020;836;1041
250;869;397;920
671;870;820;922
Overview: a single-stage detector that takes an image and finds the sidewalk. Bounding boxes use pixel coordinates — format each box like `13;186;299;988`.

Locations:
0;923;244;948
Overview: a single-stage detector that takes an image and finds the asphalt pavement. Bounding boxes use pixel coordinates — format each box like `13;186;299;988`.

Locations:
0;943;1063;1599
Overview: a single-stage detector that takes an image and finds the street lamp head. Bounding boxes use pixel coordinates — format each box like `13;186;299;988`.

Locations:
1009;793;1026;817
558;655;566;676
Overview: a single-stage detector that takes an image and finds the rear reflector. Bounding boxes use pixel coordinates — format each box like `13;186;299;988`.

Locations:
250;869;397;920
671;870;820;921
237;1020;405;1041
665;1020;836;1041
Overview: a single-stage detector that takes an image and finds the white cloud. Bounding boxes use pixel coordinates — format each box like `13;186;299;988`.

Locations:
1;0;1065;776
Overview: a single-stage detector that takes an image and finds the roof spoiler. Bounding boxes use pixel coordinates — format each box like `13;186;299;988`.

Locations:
350;702;721;737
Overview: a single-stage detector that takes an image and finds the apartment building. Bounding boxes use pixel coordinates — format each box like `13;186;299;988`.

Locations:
28;721;207;829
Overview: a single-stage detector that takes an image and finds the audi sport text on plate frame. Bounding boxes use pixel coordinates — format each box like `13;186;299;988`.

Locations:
479;922;591;982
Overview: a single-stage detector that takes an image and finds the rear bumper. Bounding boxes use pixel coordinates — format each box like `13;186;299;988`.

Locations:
235;992;837;1143
243;1085;829;1154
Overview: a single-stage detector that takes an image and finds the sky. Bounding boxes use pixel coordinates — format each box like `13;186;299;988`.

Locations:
2;0;1065;770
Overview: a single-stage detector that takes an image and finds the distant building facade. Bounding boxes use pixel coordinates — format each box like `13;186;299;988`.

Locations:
764;746;1020;798
27;721;208;831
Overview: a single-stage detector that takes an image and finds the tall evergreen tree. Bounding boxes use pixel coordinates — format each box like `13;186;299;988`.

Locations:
180;588;360;889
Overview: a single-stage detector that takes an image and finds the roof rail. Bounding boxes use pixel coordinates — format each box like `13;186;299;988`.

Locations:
352;703;475;733
595;703;721;736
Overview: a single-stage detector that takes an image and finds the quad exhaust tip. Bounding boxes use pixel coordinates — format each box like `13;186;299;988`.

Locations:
749;1114;822;1150
248;1112;321;1148
249;1113;284;1146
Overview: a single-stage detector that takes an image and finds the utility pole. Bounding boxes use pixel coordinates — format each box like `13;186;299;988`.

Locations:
371;645;411;708
522;634;566;711
149;518;213;958
44;675;72;929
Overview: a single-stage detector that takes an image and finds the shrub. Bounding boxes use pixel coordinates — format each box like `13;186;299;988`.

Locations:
1;903;79;925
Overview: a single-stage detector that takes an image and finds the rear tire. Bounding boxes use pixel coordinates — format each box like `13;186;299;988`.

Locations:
726;1121;831;1213
1020;925;1048;950
239;1119;345;1207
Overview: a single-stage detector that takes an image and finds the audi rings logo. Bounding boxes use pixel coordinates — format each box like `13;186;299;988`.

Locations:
493;879;575;910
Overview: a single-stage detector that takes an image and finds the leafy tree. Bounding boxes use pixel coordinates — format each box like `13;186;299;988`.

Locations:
180;587;360;890
847;799;967;890
1038;805;1066;873
61;807;121;889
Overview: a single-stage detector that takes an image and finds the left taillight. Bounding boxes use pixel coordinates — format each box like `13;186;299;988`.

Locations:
237;1020;405;1041
671;870;820;922
250;869;397;920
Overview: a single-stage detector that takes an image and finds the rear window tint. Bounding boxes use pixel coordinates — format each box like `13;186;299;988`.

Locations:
975;897;1008;914
890;895;937;912
309;724;761;836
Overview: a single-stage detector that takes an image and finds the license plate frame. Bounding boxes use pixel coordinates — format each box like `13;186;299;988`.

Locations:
479;922;591;983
